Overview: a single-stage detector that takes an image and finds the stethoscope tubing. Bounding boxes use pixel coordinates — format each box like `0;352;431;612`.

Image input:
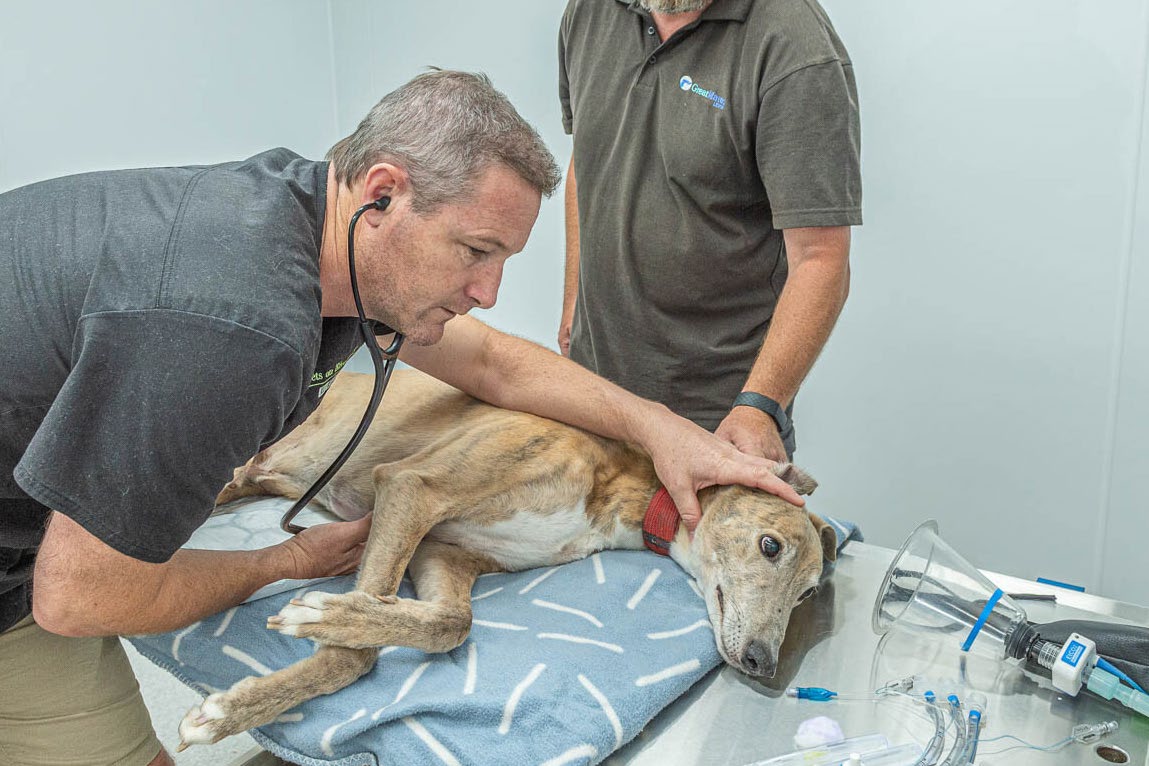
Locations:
279;198;404;534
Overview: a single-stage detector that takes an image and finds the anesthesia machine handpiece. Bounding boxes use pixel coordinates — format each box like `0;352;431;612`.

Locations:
873;521;1149;718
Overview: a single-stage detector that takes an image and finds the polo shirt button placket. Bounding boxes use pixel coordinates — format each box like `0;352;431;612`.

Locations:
648;54;656;64
647;25;656;35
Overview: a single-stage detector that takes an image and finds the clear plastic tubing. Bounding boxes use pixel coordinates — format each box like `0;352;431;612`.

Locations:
840;744;926;766
941;695;968;766
744;733;890;766
963;692;987;763
913;691;946;766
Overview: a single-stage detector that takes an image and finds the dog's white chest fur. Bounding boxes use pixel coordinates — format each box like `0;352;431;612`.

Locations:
428;500;641;571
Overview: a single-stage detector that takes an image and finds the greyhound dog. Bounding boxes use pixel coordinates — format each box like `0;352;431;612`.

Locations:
178;369;836;748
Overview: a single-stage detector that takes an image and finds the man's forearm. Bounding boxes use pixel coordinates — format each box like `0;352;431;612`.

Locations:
560;156;580;354
120;546;296;635
742;227;851;407
402;316;665;449
403;315;809;515
562;157;579;320
33;512;298;636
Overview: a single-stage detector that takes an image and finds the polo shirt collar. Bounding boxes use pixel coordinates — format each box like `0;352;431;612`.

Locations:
616;0;753;22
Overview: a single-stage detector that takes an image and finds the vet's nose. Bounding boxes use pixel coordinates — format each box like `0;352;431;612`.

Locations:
742;641;777;678
466;260;504;310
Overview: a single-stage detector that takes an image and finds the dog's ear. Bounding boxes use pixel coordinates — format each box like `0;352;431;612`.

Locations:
807;512;838;562
215;462;274;505
772;462;818;496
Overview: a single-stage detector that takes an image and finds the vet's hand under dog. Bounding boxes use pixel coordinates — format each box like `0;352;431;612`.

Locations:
276;514;372;580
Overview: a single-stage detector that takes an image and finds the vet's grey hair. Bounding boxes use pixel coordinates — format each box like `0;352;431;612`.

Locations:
327;70;561;213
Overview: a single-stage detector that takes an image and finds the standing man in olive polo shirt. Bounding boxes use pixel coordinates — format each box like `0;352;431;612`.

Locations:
558;0;862;464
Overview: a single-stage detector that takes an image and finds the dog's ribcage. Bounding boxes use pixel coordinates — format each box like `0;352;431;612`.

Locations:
427;499;644;571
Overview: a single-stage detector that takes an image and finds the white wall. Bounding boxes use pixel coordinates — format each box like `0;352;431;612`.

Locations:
0;1;338;190
805;0;1149;604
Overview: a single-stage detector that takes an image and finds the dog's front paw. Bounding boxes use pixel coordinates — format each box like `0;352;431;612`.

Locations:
266;590;341;637
266;590;392;648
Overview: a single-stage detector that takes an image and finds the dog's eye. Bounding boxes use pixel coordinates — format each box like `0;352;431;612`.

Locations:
798;587;817;603
759;535;782;559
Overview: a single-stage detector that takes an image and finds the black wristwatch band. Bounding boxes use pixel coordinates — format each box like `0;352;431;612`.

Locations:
732;391;791;435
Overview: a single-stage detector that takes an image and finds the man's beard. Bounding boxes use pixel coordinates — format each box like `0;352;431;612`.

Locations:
638;0;711;13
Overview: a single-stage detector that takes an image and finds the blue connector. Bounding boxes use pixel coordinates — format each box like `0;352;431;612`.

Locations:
1096;657;1147;695
785;686;838;701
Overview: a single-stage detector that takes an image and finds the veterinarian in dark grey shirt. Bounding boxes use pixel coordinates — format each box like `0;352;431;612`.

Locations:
0;147;378;764
0;148;363;634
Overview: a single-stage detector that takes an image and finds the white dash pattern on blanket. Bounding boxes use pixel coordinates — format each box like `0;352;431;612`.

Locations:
578;674;622;749
212;608;236;638
463;643;478;695
499;663;546;735
541;743;598;766
372;660;432;720
403;716;461;766
472;586;503;601
538;633;624;653
321;707;365;756
591;553;605;584
647;619;711;640
531;598;603;627
171;621;200;664
221;645;273;676
518;567;558;594
472;619;529;631
635;659;701;687
627;569;662;610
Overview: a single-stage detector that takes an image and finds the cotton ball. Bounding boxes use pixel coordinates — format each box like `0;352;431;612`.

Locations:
793;716;844;749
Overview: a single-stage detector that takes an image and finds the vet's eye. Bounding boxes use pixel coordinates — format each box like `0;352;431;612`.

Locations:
759;535;782;559
467;245;490;258
798;587;817;603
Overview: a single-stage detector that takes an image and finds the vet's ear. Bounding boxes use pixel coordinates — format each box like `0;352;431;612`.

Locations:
807;512;838;562
773;462;818;496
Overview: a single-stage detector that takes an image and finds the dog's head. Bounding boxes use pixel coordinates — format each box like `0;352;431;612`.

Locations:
690;464;836;678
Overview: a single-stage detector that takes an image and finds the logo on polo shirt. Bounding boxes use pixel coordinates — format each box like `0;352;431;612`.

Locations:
678;73;727;110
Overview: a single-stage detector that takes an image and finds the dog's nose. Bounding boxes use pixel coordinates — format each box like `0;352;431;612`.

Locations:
742;641;776;678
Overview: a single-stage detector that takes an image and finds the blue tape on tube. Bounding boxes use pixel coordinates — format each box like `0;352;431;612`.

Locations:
961;588;1005;652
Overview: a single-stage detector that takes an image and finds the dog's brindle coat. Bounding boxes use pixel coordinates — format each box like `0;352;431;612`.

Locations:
178;369;836;747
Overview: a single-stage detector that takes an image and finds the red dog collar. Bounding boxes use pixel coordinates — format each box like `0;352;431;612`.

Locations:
643;487;681;556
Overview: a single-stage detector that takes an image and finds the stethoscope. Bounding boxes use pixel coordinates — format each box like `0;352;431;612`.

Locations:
279;195;405;534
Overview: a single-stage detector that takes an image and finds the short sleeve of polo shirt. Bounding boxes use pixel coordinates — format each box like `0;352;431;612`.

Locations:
756;60;863;229
13;309;302;563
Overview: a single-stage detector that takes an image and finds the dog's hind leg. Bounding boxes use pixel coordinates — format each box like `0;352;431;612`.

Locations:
268;540;499;651
179;469;480;749
177;643;377;749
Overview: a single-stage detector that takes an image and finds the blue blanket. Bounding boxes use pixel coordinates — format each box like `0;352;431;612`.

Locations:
129;500;859;766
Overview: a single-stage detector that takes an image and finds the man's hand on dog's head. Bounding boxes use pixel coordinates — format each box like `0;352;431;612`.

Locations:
714;406;788;463
276;515;372;580
639;408;804;536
